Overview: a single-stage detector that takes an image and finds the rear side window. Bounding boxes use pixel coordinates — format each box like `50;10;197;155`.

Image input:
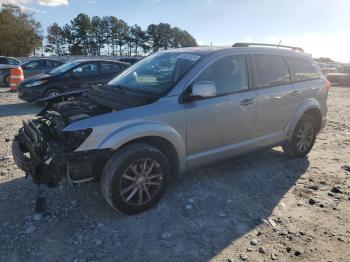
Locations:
7;58;19;65
288;57;320;81
253;54;291;88
101;63;121;74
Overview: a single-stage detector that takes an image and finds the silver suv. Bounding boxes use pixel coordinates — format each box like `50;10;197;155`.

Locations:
12;43;329;214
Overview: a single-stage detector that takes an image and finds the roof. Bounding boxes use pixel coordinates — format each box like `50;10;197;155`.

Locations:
160;45;311;59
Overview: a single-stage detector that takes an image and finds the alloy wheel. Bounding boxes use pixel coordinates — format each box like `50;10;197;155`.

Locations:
296;121;315;153
119;158;163;206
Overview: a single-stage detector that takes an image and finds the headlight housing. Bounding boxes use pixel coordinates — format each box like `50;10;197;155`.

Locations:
64;128;92;150
25;80;48;88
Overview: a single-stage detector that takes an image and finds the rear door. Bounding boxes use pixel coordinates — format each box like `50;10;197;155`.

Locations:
98;62;124;85
251;53;301;143
67;62;99;90
186;54;258;167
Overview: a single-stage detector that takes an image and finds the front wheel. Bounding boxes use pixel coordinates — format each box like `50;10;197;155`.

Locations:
101;143;170;215
283;115;317;158
44;88;62;98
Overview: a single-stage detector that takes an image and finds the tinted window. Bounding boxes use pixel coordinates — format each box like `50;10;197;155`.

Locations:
101;63;121;74
0;58;8;64
46;60;62;67
288;57;319;81
253;54;291;88
25;60;45;69
73;63;98;76
196;55;248;95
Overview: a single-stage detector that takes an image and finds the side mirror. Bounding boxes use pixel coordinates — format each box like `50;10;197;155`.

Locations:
191;81;217;98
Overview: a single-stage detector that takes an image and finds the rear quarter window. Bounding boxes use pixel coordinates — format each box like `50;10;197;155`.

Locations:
252;54;291;88
287;56;320;81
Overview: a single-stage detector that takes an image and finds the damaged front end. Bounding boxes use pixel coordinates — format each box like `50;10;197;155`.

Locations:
12;96;111;187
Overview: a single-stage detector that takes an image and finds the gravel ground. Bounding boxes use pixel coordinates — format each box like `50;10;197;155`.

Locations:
0;86;349;262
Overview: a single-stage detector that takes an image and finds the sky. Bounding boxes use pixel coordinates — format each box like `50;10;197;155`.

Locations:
1;0;349;62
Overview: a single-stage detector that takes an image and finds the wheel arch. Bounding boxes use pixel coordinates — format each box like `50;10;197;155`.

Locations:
118;136;181;178
42;84;66;97
286;99;323;139
75;121;187;175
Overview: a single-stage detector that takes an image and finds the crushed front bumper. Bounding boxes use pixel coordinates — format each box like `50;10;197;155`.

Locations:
12;120;110;187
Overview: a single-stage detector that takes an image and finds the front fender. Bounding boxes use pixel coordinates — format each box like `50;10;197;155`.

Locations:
285;98;321;139
76;121;187;173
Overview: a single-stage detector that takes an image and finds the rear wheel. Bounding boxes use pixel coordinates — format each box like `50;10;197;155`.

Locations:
283;115;317;158
44;88;62;98
101;143;170;215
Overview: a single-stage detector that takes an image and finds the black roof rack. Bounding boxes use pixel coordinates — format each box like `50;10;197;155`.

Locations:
232;42;304;52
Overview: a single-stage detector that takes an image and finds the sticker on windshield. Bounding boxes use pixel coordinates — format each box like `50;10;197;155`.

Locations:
178;54;201;61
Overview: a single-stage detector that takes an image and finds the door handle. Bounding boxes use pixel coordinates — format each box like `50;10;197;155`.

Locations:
290;90;302;95
239;98;255;106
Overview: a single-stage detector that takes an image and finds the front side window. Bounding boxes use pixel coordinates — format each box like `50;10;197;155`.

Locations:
101;63;121;74
49;60;81;75
73;63;98;76
253;54;291;88
195;55;248;96
288;56;320;81
108;52;202;96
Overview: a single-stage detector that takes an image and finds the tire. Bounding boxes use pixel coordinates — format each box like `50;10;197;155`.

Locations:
4;74;10;87
283;115;317;158
101;143;170;215
44;88;62;98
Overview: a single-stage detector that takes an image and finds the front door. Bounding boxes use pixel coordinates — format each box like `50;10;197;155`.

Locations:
185;54;257;167
68;62;100;90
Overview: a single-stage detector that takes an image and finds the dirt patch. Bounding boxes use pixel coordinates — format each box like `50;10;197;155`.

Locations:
0;87;349;262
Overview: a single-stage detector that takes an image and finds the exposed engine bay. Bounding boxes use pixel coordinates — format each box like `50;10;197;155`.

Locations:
12;85;158;187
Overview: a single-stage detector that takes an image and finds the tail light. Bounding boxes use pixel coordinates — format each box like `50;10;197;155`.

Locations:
325;79;331;92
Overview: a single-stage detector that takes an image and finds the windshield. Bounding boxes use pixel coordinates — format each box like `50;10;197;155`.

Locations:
49;60;80;75
108;52;202;96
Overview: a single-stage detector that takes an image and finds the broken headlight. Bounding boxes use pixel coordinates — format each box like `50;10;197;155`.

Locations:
64;128;92;150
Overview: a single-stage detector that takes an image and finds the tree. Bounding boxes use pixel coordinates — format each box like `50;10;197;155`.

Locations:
0;4;42;56
45;23;65;55
70;13;92;55
62;24;74;55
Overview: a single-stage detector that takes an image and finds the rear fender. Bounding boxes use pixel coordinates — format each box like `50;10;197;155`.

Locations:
285;98;321;140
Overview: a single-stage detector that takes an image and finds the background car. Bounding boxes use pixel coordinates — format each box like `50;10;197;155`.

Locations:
118;57;141;64
17;59;130;102
326;66;350;84
0;56;21;65
0;58;64;86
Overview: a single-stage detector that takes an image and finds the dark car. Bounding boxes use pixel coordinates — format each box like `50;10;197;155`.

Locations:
326;66;350;85
118;58;141;65
0;58;64;86
0;56;21;65
17;59;130;102
0;56;21;86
